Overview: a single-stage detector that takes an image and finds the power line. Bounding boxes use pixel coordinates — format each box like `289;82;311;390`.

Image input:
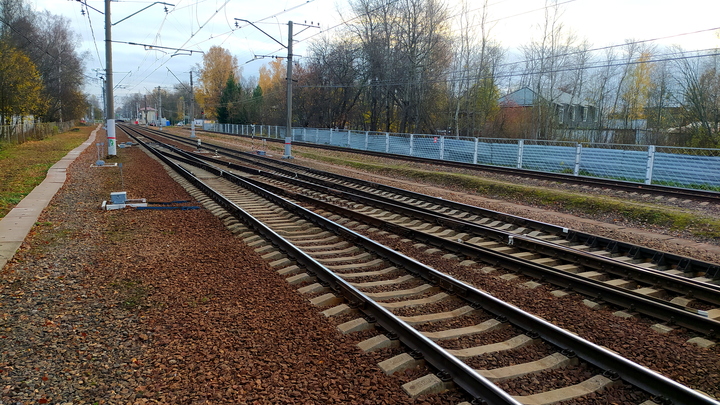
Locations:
80;2;105;69
295;48;720;89
0;15;98;82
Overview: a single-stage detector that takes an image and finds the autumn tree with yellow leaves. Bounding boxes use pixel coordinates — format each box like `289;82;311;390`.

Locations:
196;46;239;120
0;39;45;126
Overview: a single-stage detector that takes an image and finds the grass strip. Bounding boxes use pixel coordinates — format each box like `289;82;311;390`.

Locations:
298;151;720;240
0;126;92;219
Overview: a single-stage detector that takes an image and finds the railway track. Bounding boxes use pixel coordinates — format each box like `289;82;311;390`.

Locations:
127;126;720;332
119;125;719;404
132;126;720;282
197;127;720;204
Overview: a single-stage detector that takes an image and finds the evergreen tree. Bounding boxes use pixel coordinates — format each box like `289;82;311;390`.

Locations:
216;74;239;124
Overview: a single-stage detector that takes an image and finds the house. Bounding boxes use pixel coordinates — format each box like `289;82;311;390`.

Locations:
139;107;157;125
498;87;598;129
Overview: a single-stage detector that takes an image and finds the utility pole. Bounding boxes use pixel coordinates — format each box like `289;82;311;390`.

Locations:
233;19;318;159
157;86;163;131
283;21;293;158
144;95;148;127
190;70;196;138
105;0;117;156
100;78;106;119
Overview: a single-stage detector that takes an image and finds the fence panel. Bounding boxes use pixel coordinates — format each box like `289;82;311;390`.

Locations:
388;133;411;155
411;134;443;160
522;141;578;173
363;132;386;153
580;144;649;182
204;124;719;191
476;139;519;167
347;130;366;149
653;147;720;188
443;136;476;163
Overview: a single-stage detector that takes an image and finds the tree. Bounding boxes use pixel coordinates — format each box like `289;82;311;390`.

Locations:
216;74;245;124
247;85;263;124
617;50;654;129
520;0;579;139
0;39;44;125
257;58;285;125
674;50;720;147
300;35;363;128
347;0;452;133
445;0;504;137
197;46;239;120
645;59;677;144
1;1;87;123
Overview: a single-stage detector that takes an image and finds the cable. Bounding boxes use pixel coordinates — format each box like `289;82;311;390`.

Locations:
81;2;105;69
126;0;231;91
0;15;98;82
295;48;720;89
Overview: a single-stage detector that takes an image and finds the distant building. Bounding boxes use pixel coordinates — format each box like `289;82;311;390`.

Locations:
498;87;598;130
139;107;157;125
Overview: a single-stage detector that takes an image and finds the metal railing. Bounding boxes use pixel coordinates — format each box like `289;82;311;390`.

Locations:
204;124;720;191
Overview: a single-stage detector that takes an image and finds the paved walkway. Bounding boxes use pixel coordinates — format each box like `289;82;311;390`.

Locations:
0;125;100;270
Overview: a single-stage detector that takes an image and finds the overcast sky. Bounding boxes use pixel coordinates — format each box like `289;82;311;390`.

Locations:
31;0;720;102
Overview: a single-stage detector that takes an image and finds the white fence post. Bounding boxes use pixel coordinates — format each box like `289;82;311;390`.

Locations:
385;132;390;153
473;138;479;164
409;134;414;156
315;128;319;143
302;128;307;142
439;136;445;160
574;143;582;176
517;139;525;169
347;130;351;147
645;145;656;185
365;131;369;150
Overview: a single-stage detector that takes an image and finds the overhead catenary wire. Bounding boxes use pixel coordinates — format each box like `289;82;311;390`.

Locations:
91;0;719;104
295;47;720;89
0;15;98;83
82;1;105;69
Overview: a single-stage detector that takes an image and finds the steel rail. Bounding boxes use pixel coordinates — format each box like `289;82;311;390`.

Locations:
125;125;720;282
138;131;720;405
132;127;720;290
243;171;720;305
221;165;720;336
120;125;522;404
196;127;720;204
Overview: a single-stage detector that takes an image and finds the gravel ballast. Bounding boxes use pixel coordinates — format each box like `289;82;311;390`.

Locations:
2;128;719;404
0;130;465;404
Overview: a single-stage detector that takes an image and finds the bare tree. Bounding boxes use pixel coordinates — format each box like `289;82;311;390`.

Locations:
303;34;364;128
446;0;504;137
347;0;451;133
520;0;577;139
673;48;720;147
